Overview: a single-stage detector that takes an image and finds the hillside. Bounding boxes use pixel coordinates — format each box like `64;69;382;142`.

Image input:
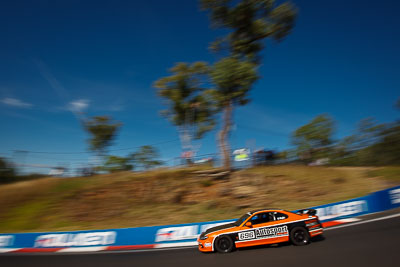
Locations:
0;165;399;233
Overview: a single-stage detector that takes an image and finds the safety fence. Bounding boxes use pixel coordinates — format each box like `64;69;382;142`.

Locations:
1;185;399;252
6;147;276;177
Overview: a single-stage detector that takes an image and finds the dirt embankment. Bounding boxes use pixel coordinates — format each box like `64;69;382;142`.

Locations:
0;165;397;233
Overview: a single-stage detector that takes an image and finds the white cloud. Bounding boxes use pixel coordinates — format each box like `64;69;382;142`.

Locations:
68;99;90;113
1;97;33;108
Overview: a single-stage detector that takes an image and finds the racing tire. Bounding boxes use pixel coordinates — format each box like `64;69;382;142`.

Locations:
214;236;234;253
290;227;310;246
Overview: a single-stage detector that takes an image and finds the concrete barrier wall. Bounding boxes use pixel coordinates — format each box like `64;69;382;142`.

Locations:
0;185;399;251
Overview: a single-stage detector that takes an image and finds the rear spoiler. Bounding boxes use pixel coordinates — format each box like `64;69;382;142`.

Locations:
296;209;317;216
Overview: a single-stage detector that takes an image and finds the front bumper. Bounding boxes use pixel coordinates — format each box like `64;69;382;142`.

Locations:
197;238;213;252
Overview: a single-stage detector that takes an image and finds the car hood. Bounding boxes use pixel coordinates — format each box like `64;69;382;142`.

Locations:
199;222;236;238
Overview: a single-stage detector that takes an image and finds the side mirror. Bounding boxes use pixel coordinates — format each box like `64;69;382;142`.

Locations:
245;221;252;228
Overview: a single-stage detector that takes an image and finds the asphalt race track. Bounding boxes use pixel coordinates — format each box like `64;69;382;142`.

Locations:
1;212;399;267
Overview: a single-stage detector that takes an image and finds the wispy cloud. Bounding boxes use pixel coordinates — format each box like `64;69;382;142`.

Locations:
103;99;125;112
68;99;90;113
34;59;70;101
34;59;86;119
1;97;33;108
106;104;124;112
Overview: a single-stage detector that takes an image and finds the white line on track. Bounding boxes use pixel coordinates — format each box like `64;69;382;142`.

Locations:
0;248;21;253
325;212;400;231
155;242;198;248
68;246;197;255
57;246;107;253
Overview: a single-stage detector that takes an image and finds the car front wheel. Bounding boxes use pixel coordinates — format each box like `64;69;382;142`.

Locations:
214;236;234;253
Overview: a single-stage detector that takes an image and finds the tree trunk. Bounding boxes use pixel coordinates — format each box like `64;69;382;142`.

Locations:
218;101;233;170
179;125;193;166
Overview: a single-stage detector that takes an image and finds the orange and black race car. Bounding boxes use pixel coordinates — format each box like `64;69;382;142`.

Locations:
197;208;323;253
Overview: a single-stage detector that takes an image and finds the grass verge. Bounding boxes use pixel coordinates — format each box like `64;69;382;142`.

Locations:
0;165;397;233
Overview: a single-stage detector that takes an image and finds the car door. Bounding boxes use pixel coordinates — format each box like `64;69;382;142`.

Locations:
235;212;272;248
252;211;290;244
236;212;289;248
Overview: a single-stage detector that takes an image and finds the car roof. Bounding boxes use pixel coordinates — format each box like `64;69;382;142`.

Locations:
248;208;285;214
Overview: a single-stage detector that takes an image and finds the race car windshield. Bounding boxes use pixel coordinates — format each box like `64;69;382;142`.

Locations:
234;213;251;226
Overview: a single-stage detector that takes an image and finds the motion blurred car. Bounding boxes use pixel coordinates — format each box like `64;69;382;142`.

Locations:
197;208;323;253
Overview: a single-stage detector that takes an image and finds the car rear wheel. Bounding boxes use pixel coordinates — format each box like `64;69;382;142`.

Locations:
290;227;310;246
214;236;234;253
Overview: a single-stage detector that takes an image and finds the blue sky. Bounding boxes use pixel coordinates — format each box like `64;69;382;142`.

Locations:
0;0;399;174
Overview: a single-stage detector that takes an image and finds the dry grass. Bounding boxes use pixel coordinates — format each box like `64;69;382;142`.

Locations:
0;165;397;233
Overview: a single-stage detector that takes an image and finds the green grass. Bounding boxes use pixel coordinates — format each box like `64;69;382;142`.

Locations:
0;201;49;231
367;167;400;183
0;166;398;233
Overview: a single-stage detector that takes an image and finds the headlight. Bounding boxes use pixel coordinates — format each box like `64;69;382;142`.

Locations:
199;234;208;240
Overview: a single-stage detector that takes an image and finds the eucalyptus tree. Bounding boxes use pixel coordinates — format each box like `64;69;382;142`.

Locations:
131;145;163;170
0;157;16;184
84;116;122;160
209;57;258;168
103;155;133;173
154;62;215;161
201;0;296;62
291;114;335;162
201;0;297;169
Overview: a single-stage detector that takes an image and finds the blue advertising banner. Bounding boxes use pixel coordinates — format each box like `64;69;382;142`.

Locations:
309;185;400;222
0;219;235;249
305;196;369;222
